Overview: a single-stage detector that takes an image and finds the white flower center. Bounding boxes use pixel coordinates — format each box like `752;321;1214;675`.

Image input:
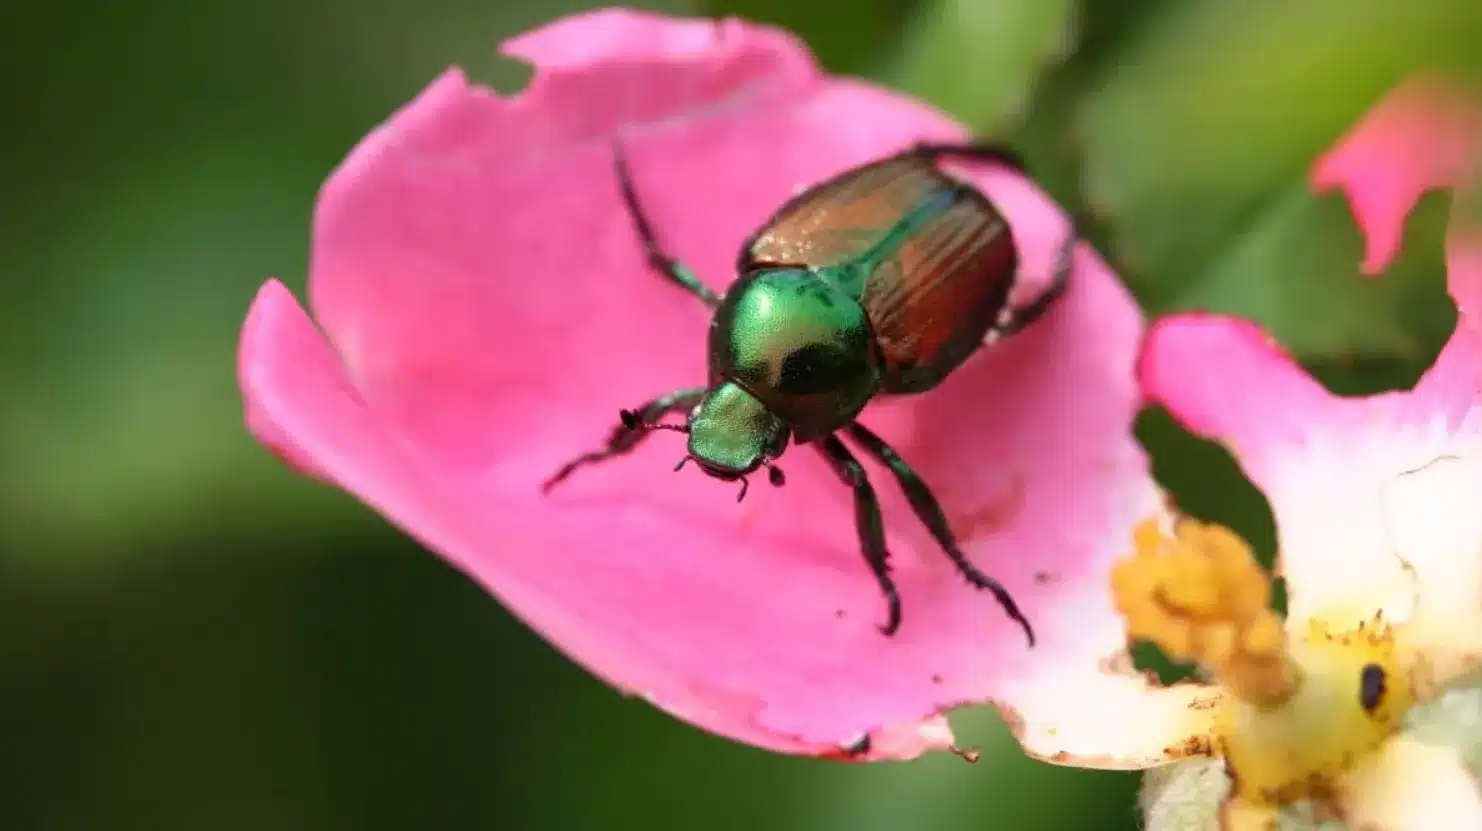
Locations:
1381;451;1482;629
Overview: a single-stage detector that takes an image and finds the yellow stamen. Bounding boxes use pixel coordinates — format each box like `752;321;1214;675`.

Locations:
1217;614;1411;810
1112;517;1417;818
1112;518;1296;708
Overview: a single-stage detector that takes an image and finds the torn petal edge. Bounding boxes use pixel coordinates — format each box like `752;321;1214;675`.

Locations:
996;650;1223;771
1310;73;1482;276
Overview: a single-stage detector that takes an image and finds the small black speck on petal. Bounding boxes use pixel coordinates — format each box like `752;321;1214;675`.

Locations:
1360;663;1387;713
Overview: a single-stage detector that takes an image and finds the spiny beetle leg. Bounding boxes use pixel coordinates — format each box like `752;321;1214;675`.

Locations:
816;434;902;636
612;142;721;309
911;141;1028;176
843;422;1036;647
542;387;705;492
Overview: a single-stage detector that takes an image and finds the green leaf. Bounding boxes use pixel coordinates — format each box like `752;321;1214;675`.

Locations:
888;0;1079;134
1166;186;1456;364
0;137;367;571
1077;0;1482;362
1001;0;1187;273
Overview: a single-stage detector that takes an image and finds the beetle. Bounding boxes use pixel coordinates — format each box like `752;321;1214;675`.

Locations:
542;140;1077;644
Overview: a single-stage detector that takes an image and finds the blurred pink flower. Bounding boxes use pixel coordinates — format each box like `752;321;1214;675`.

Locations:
1311;75;1482;276
237;9;1162;759
1091;77;1482;828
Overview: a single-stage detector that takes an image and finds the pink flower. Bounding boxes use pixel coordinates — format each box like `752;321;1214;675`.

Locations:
1060;78;1482;829
1310;75;1482;277
237;9;1162;759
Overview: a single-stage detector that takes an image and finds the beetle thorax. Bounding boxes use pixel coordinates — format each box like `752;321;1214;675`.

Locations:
708;266;881;440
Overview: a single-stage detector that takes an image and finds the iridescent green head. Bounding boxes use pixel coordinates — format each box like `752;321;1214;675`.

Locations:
707;266;881;440
670;265;882;499
622;264;885;500
684;382;790;491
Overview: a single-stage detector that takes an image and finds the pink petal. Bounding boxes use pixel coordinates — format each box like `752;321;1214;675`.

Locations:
1150;81;1482;678
1450;226;1482;336
1139;313;1482;627
996;660;1223;771
241;279;839;755
1310;75;1482;276
242;10;1160;758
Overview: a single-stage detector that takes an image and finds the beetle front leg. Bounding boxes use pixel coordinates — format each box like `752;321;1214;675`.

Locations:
816;434;903;636
843;422;1036;647
542;387;706;491
613;143;721;309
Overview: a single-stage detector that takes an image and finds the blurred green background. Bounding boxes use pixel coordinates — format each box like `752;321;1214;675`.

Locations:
6;0;1482;828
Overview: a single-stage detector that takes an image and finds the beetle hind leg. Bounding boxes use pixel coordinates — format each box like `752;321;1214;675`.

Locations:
911;140;1074;344
613;143;721;309
815;435;903;636
842;422;1036;647
985;229;1075;345
542;387;705;492
911;140;1029;175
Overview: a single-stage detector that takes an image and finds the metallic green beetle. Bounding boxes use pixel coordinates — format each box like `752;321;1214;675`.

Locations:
544;141;1076;644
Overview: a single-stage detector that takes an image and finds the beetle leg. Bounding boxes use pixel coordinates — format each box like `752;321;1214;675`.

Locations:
613;143;721;308
985;230;1075;344
542;387;706;492
842;422;1036;647
815;435;903;636
911;141;1028;175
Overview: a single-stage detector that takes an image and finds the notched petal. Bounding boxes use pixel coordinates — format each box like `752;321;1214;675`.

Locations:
1138;314;1346;482
243;9;1163;760
500;8;820;133
1311;74;1482;275
1137;313;1482;629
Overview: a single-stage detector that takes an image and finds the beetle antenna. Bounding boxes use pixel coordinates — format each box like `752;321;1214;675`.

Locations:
735;476;750;503
673;456;691;472
764;460;786;487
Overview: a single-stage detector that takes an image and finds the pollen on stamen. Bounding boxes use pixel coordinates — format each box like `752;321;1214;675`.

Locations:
1113;517;1419;818
1111;518;1296;709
